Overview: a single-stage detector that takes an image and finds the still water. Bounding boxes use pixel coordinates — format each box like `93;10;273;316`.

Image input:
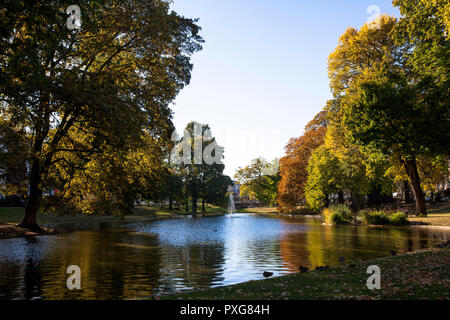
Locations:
0;213;449;300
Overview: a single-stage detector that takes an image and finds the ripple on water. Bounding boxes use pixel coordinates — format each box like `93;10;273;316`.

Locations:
0;214;448;299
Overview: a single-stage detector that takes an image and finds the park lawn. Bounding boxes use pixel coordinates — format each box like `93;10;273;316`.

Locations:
0;208;162;225
409;204;450;227
163;247;450;300
0;206;183;225
240;207;278;214
2;204;449;227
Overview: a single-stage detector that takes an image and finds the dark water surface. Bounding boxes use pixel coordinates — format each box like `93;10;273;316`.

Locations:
0;213;448;300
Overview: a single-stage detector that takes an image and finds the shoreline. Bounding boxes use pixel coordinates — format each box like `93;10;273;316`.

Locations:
1;205;449;240
161;245;450;300
0;211;230;240
0;223;58;240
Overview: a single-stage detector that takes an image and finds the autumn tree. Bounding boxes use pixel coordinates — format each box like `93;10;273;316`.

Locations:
277;110;327;212
305;125;393;211
234;158;280;207
328;16;402;97
0;0;203;229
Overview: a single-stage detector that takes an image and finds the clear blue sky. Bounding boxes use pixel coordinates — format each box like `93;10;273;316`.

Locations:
169;0;400;177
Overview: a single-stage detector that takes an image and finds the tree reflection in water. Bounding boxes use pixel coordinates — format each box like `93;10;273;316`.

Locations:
0;214;448;300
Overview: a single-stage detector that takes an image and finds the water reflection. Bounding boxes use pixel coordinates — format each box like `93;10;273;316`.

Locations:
0;214;448;300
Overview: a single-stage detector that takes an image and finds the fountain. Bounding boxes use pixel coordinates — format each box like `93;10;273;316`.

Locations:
228;193;235;216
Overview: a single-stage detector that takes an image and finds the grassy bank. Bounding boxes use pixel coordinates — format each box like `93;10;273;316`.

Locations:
409;204;450;227
0;205;230;226
0;205;283;226
240;207;278;214
2;204;448;227
163;246;450;300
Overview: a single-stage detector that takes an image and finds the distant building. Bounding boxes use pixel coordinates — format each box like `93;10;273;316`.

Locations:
437;161;450;197
227;181;240;196
0;168;5;199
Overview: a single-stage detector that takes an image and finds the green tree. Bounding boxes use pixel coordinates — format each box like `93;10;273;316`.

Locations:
341;65;449;215
203;174;232;210
173;122;229;214
393;0;449;86
235;158;280;207
327;14;449;215
159;167;184;211
304;145;339;211
0;119;28;197
305;126;393;211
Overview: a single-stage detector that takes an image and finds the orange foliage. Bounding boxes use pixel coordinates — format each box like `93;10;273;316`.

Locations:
277;111;327;213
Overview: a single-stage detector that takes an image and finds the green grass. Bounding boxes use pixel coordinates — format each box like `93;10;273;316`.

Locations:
0;206;150;225
163;247;450;300
428;204;450;215
240;207;278;214
3;203;448;227
409;204;450;226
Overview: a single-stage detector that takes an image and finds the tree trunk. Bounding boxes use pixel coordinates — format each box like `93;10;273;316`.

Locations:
351;193;362;212
169;197;173;211
338;191;344;204
191;190;198;215
403;180;411;204
324;193;329;208
404;158;427;216
20;159;42;231
202;198;205;212
185;194;189;212
20;99;51;231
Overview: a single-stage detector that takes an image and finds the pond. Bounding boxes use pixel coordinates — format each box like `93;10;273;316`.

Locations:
0;213;448;300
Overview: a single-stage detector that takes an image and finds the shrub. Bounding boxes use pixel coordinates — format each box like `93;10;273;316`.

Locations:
323;205;353;224
359;210;409;225
389;212;409;226
359;210;390;225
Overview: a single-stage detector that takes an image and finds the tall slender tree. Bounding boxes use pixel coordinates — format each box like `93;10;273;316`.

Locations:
173;122;230;214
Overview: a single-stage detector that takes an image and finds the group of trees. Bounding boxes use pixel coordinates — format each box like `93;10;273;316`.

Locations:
277;111;327;212
170;122;232;214
0;1;230;230
234;158;280;207
1;1;448;231
278;1;449;216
